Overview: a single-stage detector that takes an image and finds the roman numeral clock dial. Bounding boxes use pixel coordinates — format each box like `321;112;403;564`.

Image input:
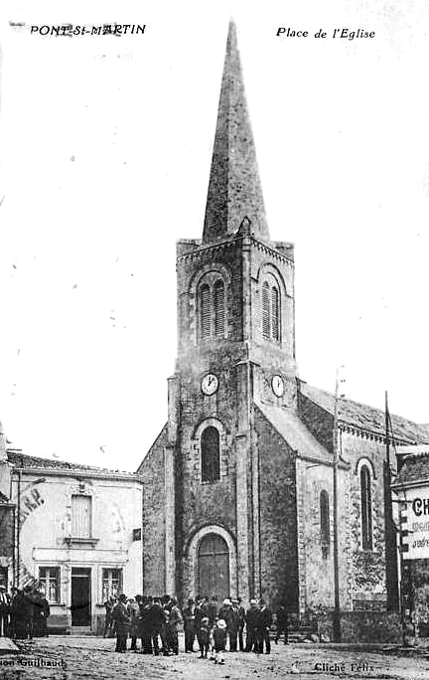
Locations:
201;373;219;396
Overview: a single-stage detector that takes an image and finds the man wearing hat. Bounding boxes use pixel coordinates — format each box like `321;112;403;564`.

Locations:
111;594;130;653
232;598;245;651
256;599;272;654
219;599;235;651
183;598;197;652
0;585;11;637
245;600;259;652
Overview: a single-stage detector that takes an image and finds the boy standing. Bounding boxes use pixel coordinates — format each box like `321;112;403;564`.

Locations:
197;616;210;658
213;619;227;665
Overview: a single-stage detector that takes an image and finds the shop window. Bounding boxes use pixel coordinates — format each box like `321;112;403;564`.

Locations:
102;568;122;601
39;566;60;603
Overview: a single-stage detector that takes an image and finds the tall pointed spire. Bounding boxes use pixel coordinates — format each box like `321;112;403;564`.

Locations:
202;21;270;243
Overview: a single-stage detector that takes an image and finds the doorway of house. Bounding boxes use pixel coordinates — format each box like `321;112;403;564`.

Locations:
71;568;91;627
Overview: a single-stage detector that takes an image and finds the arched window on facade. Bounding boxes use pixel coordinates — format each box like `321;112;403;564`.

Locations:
360;464;373;550
262;282;270;339
198;277;226;341
320;490;330;559
199;283;211;340
262;280;281;341
201;426;220;482
271;286;280;341
213;280;225;337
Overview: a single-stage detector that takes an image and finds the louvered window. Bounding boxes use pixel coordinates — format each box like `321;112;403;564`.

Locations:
214;280;225;336
271;286;280;340
199;284;211;340
71;495;92;538
262;282;270;339
360;466;373;550
320;490;330;559
262;280;281;341
201;426;220;482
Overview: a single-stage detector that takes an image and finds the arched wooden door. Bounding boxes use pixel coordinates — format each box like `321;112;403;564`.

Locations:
197;533;229;600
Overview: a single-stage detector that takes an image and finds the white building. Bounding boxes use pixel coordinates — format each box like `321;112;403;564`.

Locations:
8;450;143;634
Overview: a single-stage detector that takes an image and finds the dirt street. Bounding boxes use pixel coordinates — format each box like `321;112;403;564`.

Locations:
0;636;428;680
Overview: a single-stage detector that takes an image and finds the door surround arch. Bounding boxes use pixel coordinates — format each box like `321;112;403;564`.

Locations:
186;524;237;599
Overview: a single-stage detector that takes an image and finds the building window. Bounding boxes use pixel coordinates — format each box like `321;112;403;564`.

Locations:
201;426;220;482
39;567;60;603
0;567;8;589
198;277;226;341
320;490;330;559
71;495;92;538
262;280;280;341
213;280;225;336
262;282;270;338
102;568;122;602
360;465;373;550
199;283;211;339
271;287;280;341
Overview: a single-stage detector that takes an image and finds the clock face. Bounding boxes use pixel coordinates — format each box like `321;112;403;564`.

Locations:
201;373;219;396
271;375;285;397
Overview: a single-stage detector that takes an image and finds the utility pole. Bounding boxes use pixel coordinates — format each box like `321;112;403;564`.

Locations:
332;370;341;642
384;391;399;611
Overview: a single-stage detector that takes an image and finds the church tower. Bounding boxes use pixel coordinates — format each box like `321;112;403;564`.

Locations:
163;22;299;605
139;21;429;627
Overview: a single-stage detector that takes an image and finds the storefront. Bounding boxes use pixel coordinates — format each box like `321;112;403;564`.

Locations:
392;445;429;639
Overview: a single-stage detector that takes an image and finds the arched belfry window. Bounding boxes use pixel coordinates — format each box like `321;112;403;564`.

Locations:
271;286;280;341
360;464;373;550
199;284;211;339
320;490;330;559
261;280;281;341
197;276;227;341
213;280;225;336
262;282;270;339
201;426;220;482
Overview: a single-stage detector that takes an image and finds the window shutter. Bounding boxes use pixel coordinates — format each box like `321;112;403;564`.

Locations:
214;280;225;336
199;284;211;339
262;282;270;338
71;495;92;538
271;286;280;340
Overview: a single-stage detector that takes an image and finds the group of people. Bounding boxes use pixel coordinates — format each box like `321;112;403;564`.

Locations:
104;593;289;662
0;584;50;640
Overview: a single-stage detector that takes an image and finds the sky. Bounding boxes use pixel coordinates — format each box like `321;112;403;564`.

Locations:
0;0;428;472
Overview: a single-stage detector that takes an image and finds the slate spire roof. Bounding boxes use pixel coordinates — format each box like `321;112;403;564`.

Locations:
202;21;269;243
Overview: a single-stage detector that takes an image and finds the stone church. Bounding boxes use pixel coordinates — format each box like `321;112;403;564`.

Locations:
137;23;429;622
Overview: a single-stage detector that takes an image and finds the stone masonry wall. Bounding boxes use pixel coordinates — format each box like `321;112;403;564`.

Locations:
175;351;241;601
139;425;168;595
341;430;389;608
298;460;353;613
255;409;299;611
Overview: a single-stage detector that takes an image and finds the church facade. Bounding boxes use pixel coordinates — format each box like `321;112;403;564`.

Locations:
137;23;429;628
